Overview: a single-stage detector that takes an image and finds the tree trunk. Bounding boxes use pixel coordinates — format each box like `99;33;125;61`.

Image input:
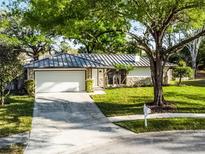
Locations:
0;78;4;106
121;72;128;84
150;57;165;106
178;75;182;86
192;58;197;79
187;36;203;79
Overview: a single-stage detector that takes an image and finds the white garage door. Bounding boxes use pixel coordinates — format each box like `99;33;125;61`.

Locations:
35;71;85;93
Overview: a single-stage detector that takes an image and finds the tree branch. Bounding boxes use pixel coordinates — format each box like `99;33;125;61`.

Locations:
127;32;151;51
165;30;205;55
160;7;177;35
160;2;204;41
127;32;155;60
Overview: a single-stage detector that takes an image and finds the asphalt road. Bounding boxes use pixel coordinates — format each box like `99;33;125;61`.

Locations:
79;130;205;154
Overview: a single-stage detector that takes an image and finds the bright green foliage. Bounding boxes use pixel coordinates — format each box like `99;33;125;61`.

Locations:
24;80;35;97
24;0;128;36
173;60;193;85
78;30;127;53
22;0;129;53
0;33;20;46
86;79;94;92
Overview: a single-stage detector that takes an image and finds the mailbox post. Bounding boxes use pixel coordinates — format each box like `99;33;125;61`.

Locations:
143;104;151;127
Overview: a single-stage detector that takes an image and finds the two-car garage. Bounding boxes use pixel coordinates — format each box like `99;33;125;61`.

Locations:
35;70;85;93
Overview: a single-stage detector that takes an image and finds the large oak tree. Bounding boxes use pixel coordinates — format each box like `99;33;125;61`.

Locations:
23;0;205;106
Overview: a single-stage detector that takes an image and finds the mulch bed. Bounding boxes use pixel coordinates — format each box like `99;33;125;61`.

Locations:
146;101;177;113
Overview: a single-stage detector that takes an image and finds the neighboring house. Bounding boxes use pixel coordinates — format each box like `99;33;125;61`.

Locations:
24;53;173;93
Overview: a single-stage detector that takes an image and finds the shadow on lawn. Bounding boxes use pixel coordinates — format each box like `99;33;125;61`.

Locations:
96;89;205;115
165;92;205;102
164;91;205;113
0;96;34;137
95;95;153;116
181;79;205;87
96;102;144;116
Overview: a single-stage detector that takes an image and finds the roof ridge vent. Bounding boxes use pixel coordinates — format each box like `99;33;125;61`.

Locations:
135;54;140;62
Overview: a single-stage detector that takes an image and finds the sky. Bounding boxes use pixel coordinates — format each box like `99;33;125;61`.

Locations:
0;0;9;9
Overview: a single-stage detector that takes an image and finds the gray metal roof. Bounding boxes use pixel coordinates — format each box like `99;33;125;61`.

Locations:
25;53;173;68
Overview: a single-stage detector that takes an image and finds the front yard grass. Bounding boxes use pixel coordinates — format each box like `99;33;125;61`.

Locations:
0;96;34;137
0;144;24;154
115;118;205;134
92;79;205;117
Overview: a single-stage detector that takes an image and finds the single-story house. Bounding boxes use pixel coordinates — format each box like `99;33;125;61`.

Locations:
25;53;173;93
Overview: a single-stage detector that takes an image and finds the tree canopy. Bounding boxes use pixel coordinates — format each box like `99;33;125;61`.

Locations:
2;11;54;60
21;0;130;53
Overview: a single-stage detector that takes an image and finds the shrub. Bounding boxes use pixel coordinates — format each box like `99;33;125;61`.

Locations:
114;64;135;84
24;80;35;96
173;60;193;85
86;79;93;92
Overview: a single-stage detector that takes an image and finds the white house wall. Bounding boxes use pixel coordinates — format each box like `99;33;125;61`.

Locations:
128;67;151;77
126;67;172;86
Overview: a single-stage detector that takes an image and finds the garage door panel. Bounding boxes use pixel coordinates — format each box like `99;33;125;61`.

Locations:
35;71;85;93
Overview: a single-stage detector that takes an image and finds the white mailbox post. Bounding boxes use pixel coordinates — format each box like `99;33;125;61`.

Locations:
143;104;151;127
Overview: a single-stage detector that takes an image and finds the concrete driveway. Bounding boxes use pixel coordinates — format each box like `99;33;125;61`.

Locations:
25;93;205;154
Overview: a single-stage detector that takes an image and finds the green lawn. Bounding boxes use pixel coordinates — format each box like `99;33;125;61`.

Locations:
0;96;34;137
92;79;205;117
115;118;205;134
0;144;24;154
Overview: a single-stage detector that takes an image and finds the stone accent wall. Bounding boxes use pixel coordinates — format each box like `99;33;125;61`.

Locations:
98;69;105;88
127;69;173;87
27;69;34;80
126;77;152;87
86;68;92;79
